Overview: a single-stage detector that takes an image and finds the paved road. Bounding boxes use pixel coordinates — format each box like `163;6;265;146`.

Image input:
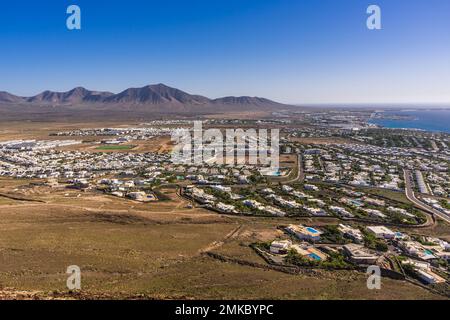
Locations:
284;154;304;184
403;169;450;224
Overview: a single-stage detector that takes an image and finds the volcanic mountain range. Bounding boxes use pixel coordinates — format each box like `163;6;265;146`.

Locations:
0;84;288;110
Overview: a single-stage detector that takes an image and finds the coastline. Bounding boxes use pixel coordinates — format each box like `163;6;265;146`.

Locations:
368;109;450;134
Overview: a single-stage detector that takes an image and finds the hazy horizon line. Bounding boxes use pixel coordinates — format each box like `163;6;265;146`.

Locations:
296;103;450;109
2;84;450;108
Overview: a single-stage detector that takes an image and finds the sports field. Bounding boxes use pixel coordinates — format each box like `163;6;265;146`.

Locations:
95;145;136;151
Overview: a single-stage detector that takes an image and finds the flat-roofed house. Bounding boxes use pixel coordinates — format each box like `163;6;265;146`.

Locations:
285;224;323;242
270;240;292;254
367;226;396;240
416;269;446;285
343;244;380;265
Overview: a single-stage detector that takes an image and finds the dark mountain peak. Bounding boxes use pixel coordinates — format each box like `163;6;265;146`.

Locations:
104;83;210;105
0;91;24;103
147;83;171;90
213;96;279;106
68;86;89;93
65;87;92;99
144;83;190;96
27;87;114;104
27;90;58;103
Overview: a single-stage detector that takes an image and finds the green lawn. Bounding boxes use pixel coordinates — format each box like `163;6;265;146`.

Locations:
96;145;135;151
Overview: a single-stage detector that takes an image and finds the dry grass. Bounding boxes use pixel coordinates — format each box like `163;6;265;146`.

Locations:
0;188;444;299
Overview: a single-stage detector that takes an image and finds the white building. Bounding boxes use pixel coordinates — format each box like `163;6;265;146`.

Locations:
338;224;364;243
285;224;323;241
270;240;292;254
366;226;396;240
416;269;446;285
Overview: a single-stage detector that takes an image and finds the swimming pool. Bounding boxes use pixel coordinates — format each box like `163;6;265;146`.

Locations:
308;253;322;261
306;227;319;234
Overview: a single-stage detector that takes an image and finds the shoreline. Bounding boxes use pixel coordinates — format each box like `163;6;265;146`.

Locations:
368;110;450;134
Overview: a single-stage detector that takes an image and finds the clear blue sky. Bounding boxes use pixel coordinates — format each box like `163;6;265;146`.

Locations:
1;0;449;104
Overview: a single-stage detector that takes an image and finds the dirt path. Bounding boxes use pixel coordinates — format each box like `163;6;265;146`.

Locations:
199;224;243;254
0;202;210;217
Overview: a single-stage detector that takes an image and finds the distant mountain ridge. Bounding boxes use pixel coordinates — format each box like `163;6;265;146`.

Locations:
0;91;24;103
0;84;286;108
0;84;294;120
102;84;210;105
211;96;277;106
26;87;115;104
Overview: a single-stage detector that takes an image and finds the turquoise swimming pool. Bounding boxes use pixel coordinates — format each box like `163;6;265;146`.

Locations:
308;253;322;261
306;227;319;234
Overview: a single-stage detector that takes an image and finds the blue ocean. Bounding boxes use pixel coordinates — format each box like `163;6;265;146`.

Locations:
369;110;450;133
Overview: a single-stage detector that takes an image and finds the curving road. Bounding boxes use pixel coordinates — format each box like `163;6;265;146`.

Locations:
403;169;450;224
284;154;304;184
